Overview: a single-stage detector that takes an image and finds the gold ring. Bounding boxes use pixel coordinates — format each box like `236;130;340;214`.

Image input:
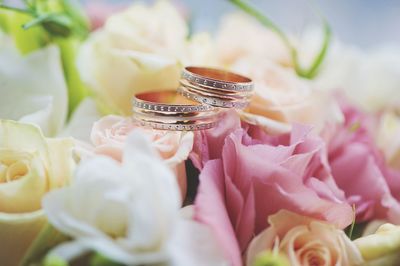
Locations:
180;66;254;109
132;91;220;131
182;66;254;92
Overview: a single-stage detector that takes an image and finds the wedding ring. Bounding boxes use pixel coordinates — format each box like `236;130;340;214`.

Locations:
180;66;254;108
177;86;250;109
132;91;219;131
182;66;254;92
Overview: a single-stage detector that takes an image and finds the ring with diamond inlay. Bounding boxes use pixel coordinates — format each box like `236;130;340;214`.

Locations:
132;90;220;131
180;66;254;109
182;66;254;93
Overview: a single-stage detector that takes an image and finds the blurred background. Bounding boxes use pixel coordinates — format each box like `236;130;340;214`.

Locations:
82;0;400;49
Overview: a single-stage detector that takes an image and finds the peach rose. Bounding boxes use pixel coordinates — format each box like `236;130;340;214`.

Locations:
232;58;343;134
91;115;193;199
246;210;364;266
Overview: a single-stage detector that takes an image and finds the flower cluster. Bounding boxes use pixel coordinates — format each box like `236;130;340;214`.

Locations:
1;1;400;266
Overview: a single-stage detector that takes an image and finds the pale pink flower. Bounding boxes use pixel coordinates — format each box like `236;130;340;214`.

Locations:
91;115;193;199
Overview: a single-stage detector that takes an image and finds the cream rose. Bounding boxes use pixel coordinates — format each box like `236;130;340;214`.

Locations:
246;210;363;266
354;223;400;266
232;58;343;134
0;120;75;266
78;0;217;115
216;13;290;67
316;44;400;113
91;115;193;199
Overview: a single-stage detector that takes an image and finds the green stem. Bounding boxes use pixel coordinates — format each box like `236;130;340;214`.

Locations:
348;204;356;239
55;37;88;117
228;0;331;79
22;13;52;29
21;223;70;266
294;21;331;79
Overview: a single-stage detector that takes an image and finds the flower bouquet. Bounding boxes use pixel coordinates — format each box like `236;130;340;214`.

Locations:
1;0;400;266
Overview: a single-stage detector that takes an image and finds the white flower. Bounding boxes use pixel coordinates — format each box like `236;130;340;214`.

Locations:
43;130;227;265
0;35;68;137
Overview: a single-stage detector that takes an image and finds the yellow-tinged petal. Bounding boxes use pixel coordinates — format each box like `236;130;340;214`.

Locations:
354;223;400;261
0;120;76;265
0;210;46;266
0;120;50;166
46;138;76;189
0;152;47;213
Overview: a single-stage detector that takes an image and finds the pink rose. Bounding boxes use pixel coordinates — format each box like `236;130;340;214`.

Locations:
193;112;353;265
246;210;363;266
190;110;242;170
91;115;193;199
325;102;400;223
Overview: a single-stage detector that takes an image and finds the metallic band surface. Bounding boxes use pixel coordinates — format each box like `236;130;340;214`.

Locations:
132;91;219;131
177;86;249;109
133;117;218;131
182;66;254;92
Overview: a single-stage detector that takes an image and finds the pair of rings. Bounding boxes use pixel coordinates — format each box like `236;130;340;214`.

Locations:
132;66;254;131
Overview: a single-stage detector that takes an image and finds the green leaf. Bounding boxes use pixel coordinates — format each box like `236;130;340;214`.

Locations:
43;255;69;266
4;11;47;54
20;223;70;266
42;14;73;37
89;253;125;266
253;251;290;266
0;10;8;32
22;13;73;37
61;0;90;38
345;222;369;241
